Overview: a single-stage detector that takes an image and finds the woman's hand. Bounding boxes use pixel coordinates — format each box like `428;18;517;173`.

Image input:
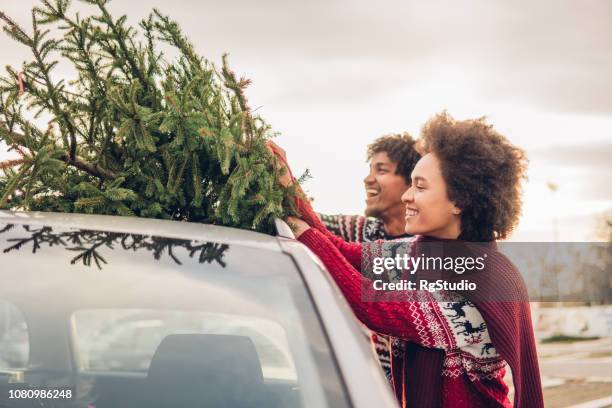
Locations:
267;141;315;237
286;216;311;238
267;140;287;162
267;140;294;188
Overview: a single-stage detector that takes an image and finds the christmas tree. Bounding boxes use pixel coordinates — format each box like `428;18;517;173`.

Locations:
0;0;300;234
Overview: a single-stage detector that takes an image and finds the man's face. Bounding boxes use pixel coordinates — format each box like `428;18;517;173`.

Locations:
364;152;410;220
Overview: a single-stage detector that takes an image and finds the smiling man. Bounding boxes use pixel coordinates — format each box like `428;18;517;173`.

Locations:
321;133;420;242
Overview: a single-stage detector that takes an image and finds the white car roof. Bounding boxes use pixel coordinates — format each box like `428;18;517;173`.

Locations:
0;210;283;252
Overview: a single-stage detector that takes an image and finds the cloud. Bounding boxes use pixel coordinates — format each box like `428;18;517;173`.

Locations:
2;0;611;113
534;142;612;170
530;142;612;200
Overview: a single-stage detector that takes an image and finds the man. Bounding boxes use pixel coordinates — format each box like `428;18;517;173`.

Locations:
320;133;420;242
319;133;421;381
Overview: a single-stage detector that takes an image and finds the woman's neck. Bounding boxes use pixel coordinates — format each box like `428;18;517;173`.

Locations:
420;234;461;242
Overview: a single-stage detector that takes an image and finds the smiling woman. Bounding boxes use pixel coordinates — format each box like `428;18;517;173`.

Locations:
275;112;543;408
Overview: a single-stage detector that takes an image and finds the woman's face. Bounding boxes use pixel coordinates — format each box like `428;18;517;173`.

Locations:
401;153;462;239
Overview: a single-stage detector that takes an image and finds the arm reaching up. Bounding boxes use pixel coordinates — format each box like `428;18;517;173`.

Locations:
267;140;362;268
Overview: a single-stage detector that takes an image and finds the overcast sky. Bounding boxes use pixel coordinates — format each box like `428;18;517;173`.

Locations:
1;0;611;241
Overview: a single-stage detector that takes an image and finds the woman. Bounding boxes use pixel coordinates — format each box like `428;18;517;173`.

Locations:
272;112;543;408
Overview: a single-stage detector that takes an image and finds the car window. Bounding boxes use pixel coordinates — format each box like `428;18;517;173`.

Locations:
0;300;29;370
73;309;297;380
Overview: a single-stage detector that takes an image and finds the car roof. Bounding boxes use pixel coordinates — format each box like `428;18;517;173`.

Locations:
0;210;283;252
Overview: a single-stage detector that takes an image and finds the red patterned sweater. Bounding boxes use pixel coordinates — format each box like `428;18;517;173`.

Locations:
295;201;543;408
301;228;511;407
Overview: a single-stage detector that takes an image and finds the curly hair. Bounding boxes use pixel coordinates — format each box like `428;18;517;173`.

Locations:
418;112;528;241
367;133;420;183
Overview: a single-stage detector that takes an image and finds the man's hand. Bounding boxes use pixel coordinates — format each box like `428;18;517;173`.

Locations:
286;216;310;238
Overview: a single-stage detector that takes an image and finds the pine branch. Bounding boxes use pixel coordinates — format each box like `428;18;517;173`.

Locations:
2;8;80;159
2;128;116;180
24;73;86;99
0;10;33;47
0;158;26;170
221;54;254;146
93;2;148;90
60;152;117;180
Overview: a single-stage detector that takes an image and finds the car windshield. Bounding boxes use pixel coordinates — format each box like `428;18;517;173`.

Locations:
0;222;348;408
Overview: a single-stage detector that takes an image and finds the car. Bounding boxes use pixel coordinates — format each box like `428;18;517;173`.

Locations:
0;210;398;408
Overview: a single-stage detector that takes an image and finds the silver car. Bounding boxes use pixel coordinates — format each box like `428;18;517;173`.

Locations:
0;211;397;408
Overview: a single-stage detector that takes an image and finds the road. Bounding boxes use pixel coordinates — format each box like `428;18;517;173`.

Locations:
538;338;612;408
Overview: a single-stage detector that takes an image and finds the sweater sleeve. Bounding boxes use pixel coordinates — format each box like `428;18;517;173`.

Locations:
299;228;462;349
297;198;362;269
319;213;348;240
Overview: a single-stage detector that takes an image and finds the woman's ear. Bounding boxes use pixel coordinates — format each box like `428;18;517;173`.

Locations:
452;204;462;215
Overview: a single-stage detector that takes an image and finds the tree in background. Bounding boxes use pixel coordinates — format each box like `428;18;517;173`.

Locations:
0;0;300;234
